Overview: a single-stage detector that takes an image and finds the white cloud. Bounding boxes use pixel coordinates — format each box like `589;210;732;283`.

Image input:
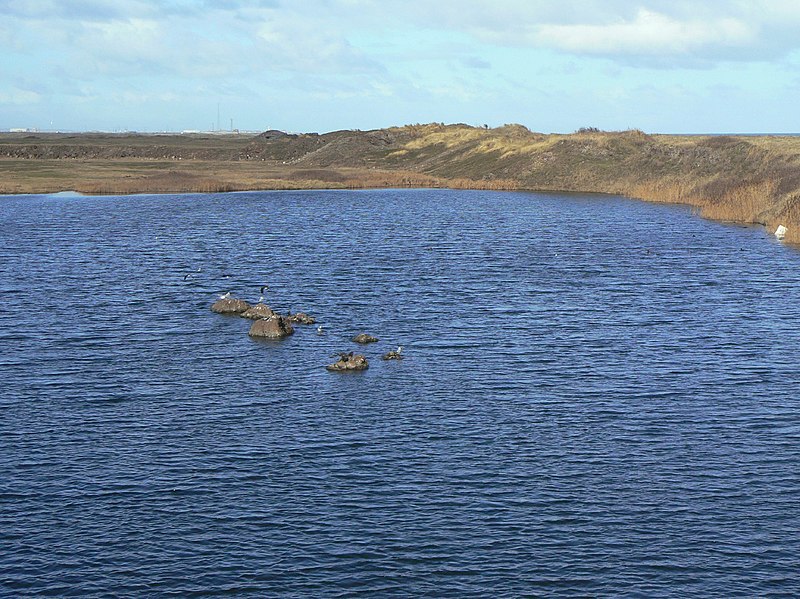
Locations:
254;11;378;73
535;9;756;56
2;0;800;132
6;0;797;78
79;18;165;64
383;0;800;65
0;87;41;104
0;0;152;20
0;2;381;81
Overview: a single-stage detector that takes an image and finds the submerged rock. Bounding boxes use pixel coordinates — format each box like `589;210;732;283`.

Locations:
352;333;379;344
288;312;316;325
248;315;295;339
211;297;251;314
382;347;403;360
241;303;277;320
326;352;369;372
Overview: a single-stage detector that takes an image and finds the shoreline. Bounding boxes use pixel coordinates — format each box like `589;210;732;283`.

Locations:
2;124;798;242
4;178;783;244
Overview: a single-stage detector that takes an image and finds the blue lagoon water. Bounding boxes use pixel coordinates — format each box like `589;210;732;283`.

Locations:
1;189;799;596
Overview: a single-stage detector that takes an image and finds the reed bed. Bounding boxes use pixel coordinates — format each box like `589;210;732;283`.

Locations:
699;179;778;222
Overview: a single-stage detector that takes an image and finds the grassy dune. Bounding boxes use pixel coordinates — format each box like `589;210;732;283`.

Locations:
2;125;800;242
374;124;800;242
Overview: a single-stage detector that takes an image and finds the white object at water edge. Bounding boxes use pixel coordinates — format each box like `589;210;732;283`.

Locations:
775;224;787;239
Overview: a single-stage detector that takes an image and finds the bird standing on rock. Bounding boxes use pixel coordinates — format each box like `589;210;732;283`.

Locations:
382;346;404;360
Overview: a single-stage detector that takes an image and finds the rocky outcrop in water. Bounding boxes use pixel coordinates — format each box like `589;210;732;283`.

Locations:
382;348;403;360
248;315;295;339
241;303;277;320
289;312;316;325
352;333;379;344
211;297;251;314
326;352;369;372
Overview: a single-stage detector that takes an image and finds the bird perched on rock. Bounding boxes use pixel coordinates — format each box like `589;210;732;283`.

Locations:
382;346;403;360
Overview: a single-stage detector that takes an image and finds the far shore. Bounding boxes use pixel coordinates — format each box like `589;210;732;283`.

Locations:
2;124;799;242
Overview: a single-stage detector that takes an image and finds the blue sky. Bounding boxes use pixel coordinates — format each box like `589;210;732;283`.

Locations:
2;0;800;134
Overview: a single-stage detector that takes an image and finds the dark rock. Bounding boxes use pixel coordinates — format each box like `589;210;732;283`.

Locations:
288;312;316;325
382;349;403;360
241;303;277;320
256;129;292;140
326;352;369;372
211;297;251;314
248;316;295;339
352;333;379;344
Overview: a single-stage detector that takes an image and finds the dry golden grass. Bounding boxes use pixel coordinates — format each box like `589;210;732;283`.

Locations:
401;124;555;158
626;179;703;205
403;127;488;150
446;177;520;190
0;158;487;195
700;180;777;222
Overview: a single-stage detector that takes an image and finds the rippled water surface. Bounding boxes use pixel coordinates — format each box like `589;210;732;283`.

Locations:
2;189;800;597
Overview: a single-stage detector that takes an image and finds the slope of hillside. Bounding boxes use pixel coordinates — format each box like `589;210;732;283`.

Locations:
266;123;800;241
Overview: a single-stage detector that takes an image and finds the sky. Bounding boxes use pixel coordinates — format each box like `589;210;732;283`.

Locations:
2;0;800;134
